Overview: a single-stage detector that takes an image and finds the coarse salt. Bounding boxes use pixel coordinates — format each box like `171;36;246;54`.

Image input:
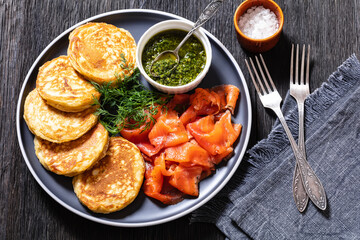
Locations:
238;5;279;39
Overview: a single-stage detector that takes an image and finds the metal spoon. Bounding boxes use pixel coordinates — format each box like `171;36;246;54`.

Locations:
149;0;223;78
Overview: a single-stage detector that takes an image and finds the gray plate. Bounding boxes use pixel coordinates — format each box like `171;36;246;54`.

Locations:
16;9;252;227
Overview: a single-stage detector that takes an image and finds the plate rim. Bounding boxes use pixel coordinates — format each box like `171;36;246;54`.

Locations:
16;9;252;227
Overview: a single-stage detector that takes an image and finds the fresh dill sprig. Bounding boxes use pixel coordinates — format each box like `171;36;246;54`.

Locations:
91;55;172;136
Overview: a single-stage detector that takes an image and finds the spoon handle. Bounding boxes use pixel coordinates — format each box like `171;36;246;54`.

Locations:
174;0;223;53
194;0;224;29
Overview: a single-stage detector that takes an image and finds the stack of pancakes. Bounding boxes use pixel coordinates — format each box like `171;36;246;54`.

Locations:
23;22;145;213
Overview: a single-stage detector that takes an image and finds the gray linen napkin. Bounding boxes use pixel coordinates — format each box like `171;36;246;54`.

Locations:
191;55;360;240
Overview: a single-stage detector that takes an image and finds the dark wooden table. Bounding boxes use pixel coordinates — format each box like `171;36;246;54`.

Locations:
1;0;359;239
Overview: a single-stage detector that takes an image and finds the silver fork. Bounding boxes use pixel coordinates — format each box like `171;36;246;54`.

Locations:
290;44;310;212
245;55;327;211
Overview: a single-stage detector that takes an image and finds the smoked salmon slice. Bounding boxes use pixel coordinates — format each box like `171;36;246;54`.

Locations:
143;162;183;204
187;110;242;156
166;94;190;112
120;122;152;143
211;85;240;114
179;85;240;125
121;110;189;157
168;165;203;196
180;88;221;125
121;125;165;157
148;111;189;148
190;88;221;115
153;153;175;177
164;141;215;169
136;141;165;157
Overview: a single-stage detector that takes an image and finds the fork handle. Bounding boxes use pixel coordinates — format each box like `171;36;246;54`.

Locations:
293;100;309;212
273;107;327;211
297;101;306;152
293;164;309;212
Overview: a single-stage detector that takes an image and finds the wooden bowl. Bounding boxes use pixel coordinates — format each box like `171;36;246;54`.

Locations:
234;0;284;53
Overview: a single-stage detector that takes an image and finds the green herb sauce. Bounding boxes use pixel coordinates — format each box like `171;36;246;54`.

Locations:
142;30;206;86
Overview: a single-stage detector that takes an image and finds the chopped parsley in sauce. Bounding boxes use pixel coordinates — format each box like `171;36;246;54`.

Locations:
142;30;206;86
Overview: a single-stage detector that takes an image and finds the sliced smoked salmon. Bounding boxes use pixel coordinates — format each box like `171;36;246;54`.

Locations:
186;111;242;155
180;88;221;125
121;85;242;205
143;162;183;204
164;141;214;169
168;165;203;196
211;85;240;114
148;111;189;148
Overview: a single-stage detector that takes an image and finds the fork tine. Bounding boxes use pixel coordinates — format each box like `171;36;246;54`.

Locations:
245;59;262;95
255;56;272;93
259;54;277;92
306;45;310;86
249;58;267;94
290;44;294;84
300;45;306;85
295;44;299;84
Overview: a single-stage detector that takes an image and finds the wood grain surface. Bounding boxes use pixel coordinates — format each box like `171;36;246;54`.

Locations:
1;0;359;239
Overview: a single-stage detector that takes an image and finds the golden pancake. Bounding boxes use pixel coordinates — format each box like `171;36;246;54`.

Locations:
34;123;109;177
36;55;100;112
73;137;145;214
68;22;136;85
24;89;98;143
